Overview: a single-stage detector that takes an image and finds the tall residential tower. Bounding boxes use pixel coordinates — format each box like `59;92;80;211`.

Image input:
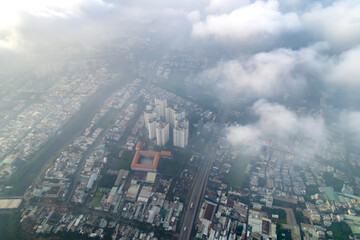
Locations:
156;121;170;146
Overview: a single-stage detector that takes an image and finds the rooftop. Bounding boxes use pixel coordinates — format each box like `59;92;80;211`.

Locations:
0;199;22;209
131;151;160;171
131;150;171;171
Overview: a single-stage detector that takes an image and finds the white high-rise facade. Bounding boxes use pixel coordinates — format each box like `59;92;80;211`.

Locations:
173;108;185;126
144;98;189;147
174;117;189;129
173;119;189;148
165;106;185;126
174;108;185;125
144;110;157;128
155;98;167;118
156;121;169;146
165;106;172;124
147;118;157;140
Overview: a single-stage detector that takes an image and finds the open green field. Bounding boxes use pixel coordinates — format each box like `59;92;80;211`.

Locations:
331;222;353;240
262;207;287;224
90;191;103;208
277;228;292;240
98;174;117;188
323;172;344;192
157;150;191;201
108;150;135;171
224;156;250;188
157;150;191;179
90;188;110;208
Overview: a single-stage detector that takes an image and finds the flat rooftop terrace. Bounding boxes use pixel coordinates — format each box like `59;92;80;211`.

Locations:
0;199;22;209
131;150;171;171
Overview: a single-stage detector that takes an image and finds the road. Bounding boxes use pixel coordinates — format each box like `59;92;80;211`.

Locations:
179;106;230;240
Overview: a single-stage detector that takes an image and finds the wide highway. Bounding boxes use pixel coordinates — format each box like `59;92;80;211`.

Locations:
179;106;230;240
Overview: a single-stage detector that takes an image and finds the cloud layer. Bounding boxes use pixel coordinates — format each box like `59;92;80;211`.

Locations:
198;40;360;101
227;99;327;156
339;111;360;144
193;0;300;42
0;0;359;163
0;0;112;51
198;43;329;99
328;45;360;87
302;0;360;49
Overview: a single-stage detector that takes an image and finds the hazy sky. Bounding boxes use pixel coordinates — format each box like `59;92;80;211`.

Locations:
1;0;360;158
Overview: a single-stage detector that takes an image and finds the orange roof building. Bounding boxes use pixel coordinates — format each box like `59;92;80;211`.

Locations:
131;150;171;172
135;141;142;150
160;151;172;157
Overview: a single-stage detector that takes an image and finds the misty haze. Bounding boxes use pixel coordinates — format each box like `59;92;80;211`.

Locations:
0;0;360;240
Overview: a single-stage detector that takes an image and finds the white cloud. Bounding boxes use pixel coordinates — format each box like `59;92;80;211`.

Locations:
206;0;250;13
0;0;112;51
187;10;201;23
227;124;262;153
327;45;360;87
339;111;360;136
278;0;302;7
0;28;25;51
199;41;360;102
338;110;360;146
0;0;110;25
302;0;360;49
227;99;327;155
252;99;326;142
192;0;300;41
164;8;187;16
276;0;325;11
199;43;328;98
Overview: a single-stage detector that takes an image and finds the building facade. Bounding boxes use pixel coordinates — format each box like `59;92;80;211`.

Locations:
156;121;169;146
